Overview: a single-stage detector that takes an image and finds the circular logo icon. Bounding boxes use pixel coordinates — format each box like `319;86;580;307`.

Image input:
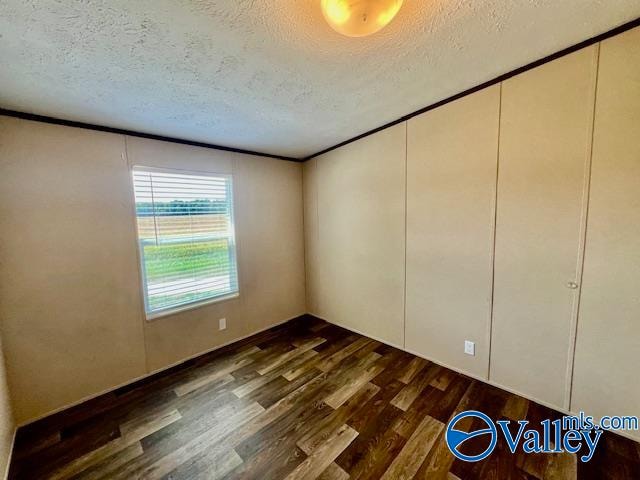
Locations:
445;410;497;462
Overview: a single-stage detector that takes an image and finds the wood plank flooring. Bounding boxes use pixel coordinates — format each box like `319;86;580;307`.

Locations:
9;315;640;479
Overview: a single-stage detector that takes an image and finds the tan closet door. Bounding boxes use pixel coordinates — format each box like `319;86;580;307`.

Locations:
406;85;500;379
571;27;640;438
490;46;598;409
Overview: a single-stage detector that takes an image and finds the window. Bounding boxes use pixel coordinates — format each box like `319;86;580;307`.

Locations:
132;167;239;319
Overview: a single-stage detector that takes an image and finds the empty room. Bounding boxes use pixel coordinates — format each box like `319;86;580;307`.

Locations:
0;1;639;479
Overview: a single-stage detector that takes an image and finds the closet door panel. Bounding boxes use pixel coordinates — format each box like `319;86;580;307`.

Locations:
571;27;640;438
405;85;500;379
490;46;598;409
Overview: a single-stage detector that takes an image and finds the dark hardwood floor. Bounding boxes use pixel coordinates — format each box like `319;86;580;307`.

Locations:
9;316;640;479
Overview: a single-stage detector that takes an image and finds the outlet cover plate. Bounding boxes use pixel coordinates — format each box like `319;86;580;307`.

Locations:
464;340;475;356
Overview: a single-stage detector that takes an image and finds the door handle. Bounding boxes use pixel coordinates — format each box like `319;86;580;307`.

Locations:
567;281;579;289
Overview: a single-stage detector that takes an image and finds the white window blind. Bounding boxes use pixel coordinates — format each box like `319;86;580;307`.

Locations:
132;167;239;318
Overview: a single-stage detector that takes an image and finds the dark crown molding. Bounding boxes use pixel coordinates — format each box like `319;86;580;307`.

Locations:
0;108;301;162
1;16;638;163
304;15;640;160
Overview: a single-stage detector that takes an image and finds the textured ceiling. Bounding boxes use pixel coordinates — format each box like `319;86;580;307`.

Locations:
1;1;639;158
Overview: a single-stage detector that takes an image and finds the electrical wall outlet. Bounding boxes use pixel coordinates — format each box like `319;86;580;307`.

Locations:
464;340;475;356
219;318;227;331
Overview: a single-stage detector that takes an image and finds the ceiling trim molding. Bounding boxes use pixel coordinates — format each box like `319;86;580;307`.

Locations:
2;16;638;163
304;15;640;160
0;108;301;162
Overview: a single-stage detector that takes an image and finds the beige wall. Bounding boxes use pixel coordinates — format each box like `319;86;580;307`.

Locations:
405;85;500;380
304;26;640;439
0;119;148;423
0;117;305;423
126;137;306;372
0;335;14;479
571;27;640;440
307;124;406;348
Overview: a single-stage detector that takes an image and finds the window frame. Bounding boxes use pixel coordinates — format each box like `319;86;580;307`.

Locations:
131;165;240;321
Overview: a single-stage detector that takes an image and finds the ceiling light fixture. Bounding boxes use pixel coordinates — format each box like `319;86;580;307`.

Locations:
321;0;404;37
